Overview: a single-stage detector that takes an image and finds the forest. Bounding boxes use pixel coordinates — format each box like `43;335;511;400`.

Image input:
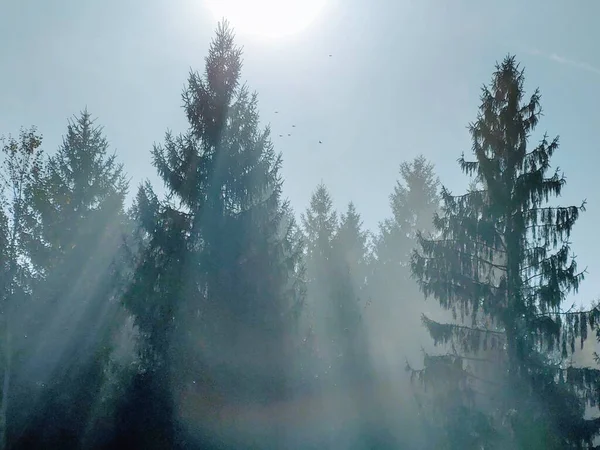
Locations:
2;20;600;450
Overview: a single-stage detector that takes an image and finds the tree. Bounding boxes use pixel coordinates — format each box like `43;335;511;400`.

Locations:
411;55;600;449
361;156;441;448
300;183;339;378
367;156;440;364
0;128;44;450
120;21;304;448
11;111;130;449
336;202;369;296
302;184;338;270
300;186;372;446
332;202;371;379
371;156;439;295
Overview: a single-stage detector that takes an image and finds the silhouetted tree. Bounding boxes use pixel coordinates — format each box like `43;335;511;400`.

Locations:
119;21;304;448
331;201;371;380
301;183;339;378
369;156;439;305
366;156;440;366
411;55;600;449
10;111;130;449
360;156;441;448
301;186;372;445
336;202;369;296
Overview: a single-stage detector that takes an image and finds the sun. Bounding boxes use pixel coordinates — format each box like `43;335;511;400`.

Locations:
205;0;327;39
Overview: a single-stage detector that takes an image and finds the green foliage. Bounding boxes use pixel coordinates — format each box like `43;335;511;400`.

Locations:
0;128;45;450
367;155;441;374
120;20;305;446
368;156;439;311
411;55;600;448
336;202;369;292
375;156;439;266
3;112;130;449
4;22;600;449
331;202;371;374
298;185;374;445
0;128;44;288
29;109;127;270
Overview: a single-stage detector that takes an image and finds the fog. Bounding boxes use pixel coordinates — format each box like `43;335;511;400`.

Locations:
2;3;600;450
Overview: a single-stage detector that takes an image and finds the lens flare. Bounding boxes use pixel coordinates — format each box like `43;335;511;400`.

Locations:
205;0;327;39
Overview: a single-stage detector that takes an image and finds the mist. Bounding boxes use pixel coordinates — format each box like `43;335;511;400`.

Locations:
3;4;600;450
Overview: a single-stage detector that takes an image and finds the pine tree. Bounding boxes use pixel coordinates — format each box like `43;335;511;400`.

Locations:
360;156;441;448
411;55;600;449
13;111;130;448
367;156;440;363
336;202;369;296
120;21;304;448
332;202;371;379
30;109;128;268
0;128;44;450
300;183;339;376
113;182;182;448
372;156;439;287
302;183;338;271
300;186;372;445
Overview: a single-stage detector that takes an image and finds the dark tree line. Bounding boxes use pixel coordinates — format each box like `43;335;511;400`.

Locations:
1;22;600;450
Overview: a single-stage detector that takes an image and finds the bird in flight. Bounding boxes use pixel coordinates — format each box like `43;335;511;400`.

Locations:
292;125;296;128
319;141;323;144
275;111;279;114
288;134;291;137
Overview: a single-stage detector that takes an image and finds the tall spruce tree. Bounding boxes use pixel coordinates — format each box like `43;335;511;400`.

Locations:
120;21;304;448
12;111;130;449
372;156;439;293
331;202;371;381
367;156;440;364
301;186;372;446
359;156;441;449
301;183;340;377
296;184;338;388
336;202;369;297
411;55;600;449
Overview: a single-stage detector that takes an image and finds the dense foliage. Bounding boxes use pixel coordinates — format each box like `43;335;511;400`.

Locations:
1;24;599;450
410;56;600;449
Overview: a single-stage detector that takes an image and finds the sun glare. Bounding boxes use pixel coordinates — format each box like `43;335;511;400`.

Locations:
205;0;327;39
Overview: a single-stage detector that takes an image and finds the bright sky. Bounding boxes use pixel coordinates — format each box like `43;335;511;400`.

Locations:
1;0;600;305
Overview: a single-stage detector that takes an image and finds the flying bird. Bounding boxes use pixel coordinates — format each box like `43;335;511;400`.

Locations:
275;111;279;113
329;54;332;57
288;133;291;137
292;125;296;128
319;141;322;144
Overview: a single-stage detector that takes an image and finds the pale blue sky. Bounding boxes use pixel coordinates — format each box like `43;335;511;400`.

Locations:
1;0;599;304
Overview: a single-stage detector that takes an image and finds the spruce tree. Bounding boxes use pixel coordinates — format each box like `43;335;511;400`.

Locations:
360;156;441;448
120;21;304;448
302;184;338;269
411;55;600;449
372;156;439;291
336;202;369;297
301;186;372;445
367;156;440;363
13;111;129;448
332;202;370;380
300;183;339;377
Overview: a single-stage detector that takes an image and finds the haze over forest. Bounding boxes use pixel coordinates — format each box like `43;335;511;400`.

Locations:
2;1;600;449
